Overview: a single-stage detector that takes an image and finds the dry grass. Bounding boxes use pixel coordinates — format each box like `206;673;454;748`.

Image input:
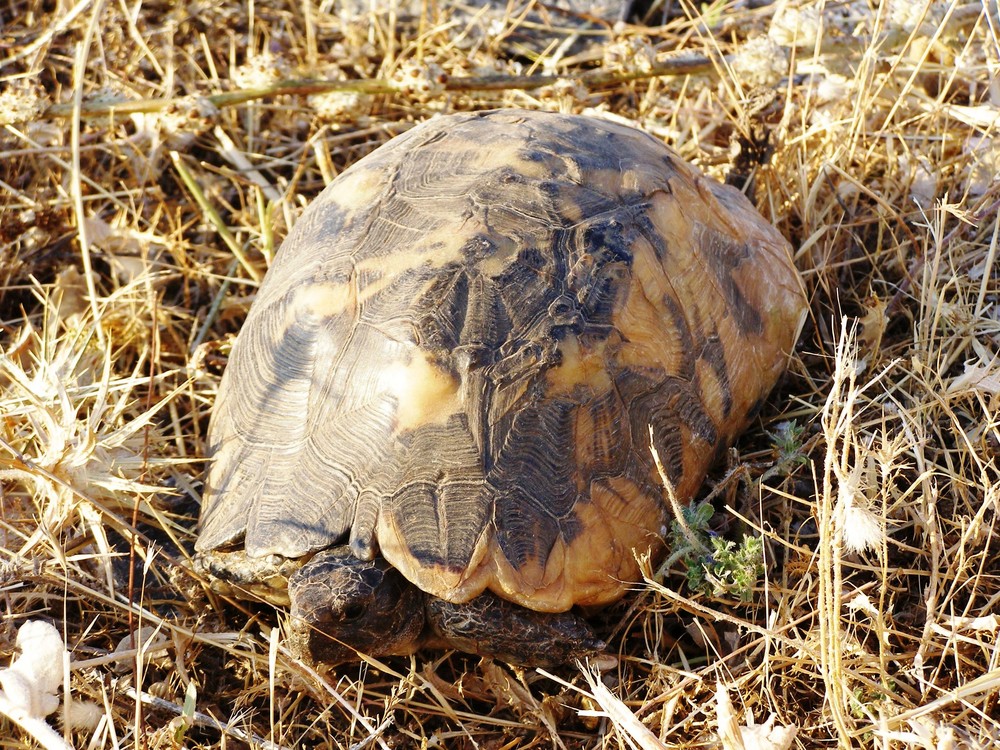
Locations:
1;0;999;747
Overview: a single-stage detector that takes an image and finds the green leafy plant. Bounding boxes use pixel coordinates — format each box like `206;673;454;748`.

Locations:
662;501;764;602
762;420;810;481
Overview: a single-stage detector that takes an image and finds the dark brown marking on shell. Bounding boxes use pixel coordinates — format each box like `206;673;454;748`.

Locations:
578;387;632;479
491;397;581;571
660;289;735;425
635;375;718;487
697;226;764;336
417;268;469;353
659;292;698;380
745;395;768;422
568;215;638;326
634;209;670;261
697;333;733;419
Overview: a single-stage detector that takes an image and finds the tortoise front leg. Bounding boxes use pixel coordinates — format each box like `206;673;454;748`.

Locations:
426;593;605;667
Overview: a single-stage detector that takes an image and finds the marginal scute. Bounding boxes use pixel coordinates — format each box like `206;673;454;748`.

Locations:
197;108;806;622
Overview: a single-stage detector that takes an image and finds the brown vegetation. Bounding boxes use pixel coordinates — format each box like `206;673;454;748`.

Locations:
1;0;998;747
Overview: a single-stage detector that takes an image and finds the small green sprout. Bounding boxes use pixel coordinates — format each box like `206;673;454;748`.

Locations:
169;681;197;746
662;501;764;602
767;420;809;474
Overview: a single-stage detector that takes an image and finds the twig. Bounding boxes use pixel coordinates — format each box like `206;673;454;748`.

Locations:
69;0;106;348
41;53;721;121
169;151;263;283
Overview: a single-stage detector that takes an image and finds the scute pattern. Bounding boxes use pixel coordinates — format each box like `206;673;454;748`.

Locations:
198;109;806;612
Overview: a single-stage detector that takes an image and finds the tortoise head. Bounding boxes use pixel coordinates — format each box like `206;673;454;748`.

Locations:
287;547;425;663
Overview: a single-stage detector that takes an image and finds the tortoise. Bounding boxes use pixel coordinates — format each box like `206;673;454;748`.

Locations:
195;109;806;666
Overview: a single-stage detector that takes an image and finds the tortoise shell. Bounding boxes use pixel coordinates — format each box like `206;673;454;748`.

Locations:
196;108;805;618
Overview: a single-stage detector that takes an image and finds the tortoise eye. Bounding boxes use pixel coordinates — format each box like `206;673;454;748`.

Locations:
341;603;366;622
